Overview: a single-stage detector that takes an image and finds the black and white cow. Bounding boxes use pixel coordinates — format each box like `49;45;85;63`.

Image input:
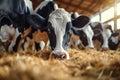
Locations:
70;12;113;51
0;0;90;60
18;0;58;52
34;0;90;59
0;0;45;52
108;29;120;50
70;12;94;48
90;22;113;50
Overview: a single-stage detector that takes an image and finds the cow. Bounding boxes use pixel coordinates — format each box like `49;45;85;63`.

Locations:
35;8;90;59
108;29;120;50
70;12;113;51
0;0;46;52
19;0;58;51
34;0;90;59
0;0;90;60
70;12;94;49
90;22;113;51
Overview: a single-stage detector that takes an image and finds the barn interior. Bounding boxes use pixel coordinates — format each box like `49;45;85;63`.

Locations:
0;0;120;80
33;0;120;30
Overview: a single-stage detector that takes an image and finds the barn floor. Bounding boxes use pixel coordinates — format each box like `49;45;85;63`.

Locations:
0;48;120;80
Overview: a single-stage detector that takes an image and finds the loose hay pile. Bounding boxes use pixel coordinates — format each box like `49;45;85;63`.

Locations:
0;48;120;80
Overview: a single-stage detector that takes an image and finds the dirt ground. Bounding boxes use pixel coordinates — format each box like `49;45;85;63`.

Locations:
0;48;120;80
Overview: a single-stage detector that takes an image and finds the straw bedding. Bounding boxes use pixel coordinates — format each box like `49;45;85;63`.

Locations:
0;48;120;80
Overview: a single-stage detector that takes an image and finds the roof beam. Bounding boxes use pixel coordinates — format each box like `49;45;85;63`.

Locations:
55;0;95;14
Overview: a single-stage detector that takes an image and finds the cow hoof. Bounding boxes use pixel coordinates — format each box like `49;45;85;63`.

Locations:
101;47;108;51
50;52;67;60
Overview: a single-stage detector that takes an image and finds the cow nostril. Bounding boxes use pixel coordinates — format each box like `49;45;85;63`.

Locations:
50;52;67;60
61;54;66;59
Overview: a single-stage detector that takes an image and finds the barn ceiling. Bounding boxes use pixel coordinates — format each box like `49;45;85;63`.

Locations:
32;0;115;17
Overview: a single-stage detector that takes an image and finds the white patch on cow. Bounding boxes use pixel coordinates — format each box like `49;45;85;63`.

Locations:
24;0;33;13
45;40;50;49
39;41;45;50
0;25;15;42
111;36;119;44
48;8;71;59
8;28;21;52
54;4;58;9
83;25;94;48
74;12;80;18
71;12;80;18
101;23;112;48
35;0;58;12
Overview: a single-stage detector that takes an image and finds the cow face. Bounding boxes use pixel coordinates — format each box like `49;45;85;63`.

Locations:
47;9;72;59
40;8;89;59
108;31;120;50
90;22;113;50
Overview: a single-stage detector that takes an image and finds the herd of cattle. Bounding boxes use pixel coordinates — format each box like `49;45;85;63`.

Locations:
0;0;120;59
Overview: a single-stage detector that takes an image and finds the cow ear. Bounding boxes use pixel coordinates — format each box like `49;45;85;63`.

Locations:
72;15;90;28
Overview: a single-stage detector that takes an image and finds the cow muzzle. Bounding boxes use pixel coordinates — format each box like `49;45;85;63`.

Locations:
50;51;70;60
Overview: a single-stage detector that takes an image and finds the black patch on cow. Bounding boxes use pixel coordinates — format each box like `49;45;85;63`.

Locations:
78;30;88;46
36;1;56;19
72;15;90;28
47;22;56;50
71;12;77;20
63;22;72;50
13;35;21;52
0;10;13;28
35;42;41;51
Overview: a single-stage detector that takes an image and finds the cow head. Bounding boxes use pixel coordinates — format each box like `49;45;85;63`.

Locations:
0;16;15;42
70;12;94;48
33;8;90;59
90;22;113;50
0;16;18;51
108;30;120;50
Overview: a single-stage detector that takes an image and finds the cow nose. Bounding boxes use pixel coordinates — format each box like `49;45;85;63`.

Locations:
50;52;68;60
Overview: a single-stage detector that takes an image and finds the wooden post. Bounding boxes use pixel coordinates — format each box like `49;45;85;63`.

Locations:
114;0;117;30
99;0;102;22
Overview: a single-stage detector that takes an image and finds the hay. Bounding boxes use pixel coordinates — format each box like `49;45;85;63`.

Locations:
0;48;120;80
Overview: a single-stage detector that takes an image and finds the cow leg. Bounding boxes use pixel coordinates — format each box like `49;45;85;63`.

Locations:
39;41;45;50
